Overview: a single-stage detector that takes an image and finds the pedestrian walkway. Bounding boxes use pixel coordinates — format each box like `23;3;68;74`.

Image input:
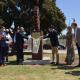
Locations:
43;49;78;54
23;49;78;54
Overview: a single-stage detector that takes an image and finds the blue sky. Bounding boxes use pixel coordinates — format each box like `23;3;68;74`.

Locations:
56;0;80;34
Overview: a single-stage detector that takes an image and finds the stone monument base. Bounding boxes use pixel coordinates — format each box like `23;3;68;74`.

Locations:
23;57;50;65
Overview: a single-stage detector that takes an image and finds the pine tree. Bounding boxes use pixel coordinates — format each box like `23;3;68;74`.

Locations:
0;0;66;34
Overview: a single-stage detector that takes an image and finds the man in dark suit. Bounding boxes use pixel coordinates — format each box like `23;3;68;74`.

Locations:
44;27;59;65
15;27;28;64
73;26;80;67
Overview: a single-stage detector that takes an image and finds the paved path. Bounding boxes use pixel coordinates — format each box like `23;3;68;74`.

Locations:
23;49;78;54
43;49;78;54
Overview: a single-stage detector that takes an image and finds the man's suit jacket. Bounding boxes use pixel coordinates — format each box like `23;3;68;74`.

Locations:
44;30;59;47
76;28;80;46
15;32;28;47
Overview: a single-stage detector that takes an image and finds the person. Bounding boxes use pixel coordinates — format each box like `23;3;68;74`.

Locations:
15;27;28;65
72;24;80;66
0;26;6;66
5;29;12;62
44;27;59;65
65;27;75;65
9;28;14;40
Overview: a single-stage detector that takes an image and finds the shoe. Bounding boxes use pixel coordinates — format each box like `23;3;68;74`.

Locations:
0;64;2;67
56;62;59;65
0;64;6;67
1;64;5;67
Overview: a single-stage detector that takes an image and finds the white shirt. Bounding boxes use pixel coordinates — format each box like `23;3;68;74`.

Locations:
6;33;12;44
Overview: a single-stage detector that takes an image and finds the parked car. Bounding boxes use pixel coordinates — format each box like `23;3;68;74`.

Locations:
43;44;51;49
58;44;66;50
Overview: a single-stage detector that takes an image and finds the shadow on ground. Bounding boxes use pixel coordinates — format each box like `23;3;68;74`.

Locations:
51;63;78;70
65;71;80;76
6;61;17;65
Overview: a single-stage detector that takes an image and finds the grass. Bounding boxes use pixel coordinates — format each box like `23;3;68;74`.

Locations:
0;54;80;80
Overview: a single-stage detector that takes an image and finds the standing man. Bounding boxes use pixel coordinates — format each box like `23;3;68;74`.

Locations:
73;26;80;67
15;27;28;65
44;27;59;65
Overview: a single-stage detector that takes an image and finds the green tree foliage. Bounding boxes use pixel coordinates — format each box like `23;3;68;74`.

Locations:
0;0;66;34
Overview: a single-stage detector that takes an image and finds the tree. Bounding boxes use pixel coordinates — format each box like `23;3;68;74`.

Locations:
0;0;66;34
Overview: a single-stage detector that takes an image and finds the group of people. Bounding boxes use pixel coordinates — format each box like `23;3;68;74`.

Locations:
0;26;12;66
46;25;80;67
0;24;80;67
0;26;28;66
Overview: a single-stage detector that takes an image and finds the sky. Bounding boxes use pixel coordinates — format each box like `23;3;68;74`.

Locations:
56;0;80;34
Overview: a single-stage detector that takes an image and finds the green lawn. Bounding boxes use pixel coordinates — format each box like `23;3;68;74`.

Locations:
0;54;80;80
